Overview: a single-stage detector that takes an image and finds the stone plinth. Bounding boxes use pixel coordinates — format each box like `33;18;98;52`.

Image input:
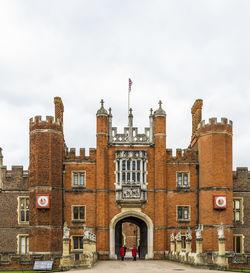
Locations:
176;240;182;252
196;239;202;254
186;240;192;253
170;241;175;252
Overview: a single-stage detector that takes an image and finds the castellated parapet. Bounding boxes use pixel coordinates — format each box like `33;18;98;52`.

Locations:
197;117;233;135
64;147;96;161
166;148;198;162
29;115;63;132
0;166;29;190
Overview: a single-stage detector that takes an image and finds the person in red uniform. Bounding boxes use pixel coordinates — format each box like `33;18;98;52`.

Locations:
132;246;137;261
120;246;125;261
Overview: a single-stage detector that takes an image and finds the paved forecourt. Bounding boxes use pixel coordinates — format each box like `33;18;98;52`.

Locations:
70;260;223;273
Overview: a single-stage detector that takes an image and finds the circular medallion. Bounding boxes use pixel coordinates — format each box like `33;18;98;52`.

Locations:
215;196;226;208
37;196;49;207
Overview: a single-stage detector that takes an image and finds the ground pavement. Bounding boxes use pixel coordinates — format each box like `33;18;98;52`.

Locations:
70;259;224;273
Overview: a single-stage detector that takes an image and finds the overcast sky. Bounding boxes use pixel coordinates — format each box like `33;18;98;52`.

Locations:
0;0;249;170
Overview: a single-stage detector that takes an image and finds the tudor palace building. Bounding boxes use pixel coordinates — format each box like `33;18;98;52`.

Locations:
0;97;249;268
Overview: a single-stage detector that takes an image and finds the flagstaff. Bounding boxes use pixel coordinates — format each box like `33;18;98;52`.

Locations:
128;78;132;119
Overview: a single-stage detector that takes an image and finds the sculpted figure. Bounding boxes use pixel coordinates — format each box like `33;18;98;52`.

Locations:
195;224;203;240
185;227;192;241
170;232;175;242
63;222;70;239
217;223;225;239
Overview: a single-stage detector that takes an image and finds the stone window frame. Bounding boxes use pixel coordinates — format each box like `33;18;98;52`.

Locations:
176;205;191;222
176;171;190;188
71;205;86;223
71;235;83;251
17;196;29;224
72;171;86;188
233;198;244;224
233;234;244;254
17;234;29;255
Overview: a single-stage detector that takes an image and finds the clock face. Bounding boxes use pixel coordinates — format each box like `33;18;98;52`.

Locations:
214;196;227;209
36;195;50;208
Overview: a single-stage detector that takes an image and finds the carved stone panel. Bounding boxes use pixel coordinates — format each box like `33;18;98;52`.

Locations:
122;186;141;199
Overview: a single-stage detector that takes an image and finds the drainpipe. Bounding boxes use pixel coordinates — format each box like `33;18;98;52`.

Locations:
62;164;65;225
196;164;200;226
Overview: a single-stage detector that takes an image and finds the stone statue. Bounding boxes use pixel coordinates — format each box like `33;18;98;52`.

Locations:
176;231;182;241
170;232;175;242
195;224;203;240
185;228;192;241
83;225;96;242
217;223;225;239
63;222;70;239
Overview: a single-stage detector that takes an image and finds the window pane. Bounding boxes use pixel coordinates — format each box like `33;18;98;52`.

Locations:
137;160;140;170
137;173;140;182
184;207;189;219
21;237;25;254
73;173;78;185
118;173;120;182
122;160;126;170
132;173;136;182
26;199;29;209
236;236;241;253
21;211;25;222
21;199;25;209
235;200;240;209
178;207;182;219
122;173;125;182
26;211;29;222
117;161;120;171
80;173;84;185
235;212;240;221
127;172;130;182
73;237;78;249
80;237;83;249
132;161;136;170
183;174;188;185
74;207;79;219
177;174;182;185
127;161;130;170
27;237;29;253
80;207;85;220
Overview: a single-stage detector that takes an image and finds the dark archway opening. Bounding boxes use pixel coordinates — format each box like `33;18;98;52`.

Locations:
115;216;147;259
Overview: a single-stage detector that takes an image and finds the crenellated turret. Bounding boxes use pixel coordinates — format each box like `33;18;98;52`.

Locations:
29;97;64;255
196;111;233;252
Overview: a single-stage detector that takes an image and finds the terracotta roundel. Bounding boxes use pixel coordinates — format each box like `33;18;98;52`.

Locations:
214;195;227;209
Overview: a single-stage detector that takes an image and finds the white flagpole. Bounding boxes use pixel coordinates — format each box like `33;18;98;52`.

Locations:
128;80;130;117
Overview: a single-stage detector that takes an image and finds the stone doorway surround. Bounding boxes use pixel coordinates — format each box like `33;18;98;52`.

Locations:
109;208;153;259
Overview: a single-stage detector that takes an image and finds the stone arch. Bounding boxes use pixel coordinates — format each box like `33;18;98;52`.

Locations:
109;210;153;259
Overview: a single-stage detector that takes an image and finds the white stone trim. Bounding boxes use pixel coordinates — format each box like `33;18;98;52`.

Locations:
109;209;154;259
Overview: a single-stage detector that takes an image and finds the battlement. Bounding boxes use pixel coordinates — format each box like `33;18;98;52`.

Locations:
110;126;153;145
197;117;233;134
0;166;29;190
166;148;198;162
233;167;250;179
29;115;63;132
64;147;96;162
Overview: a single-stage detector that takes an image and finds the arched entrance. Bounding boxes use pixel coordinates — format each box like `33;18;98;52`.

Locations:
115;216;147;259
109;210;153;259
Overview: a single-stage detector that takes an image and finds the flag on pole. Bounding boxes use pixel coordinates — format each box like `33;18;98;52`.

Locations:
129;78;133;92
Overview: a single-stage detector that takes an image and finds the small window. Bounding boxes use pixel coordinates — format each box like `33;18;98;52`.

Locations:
176;172;190;188
72;206;86;222
233;235;243;254
72;236;83;250
72;171;86;187
177;206;190;221
18;235;29;255
233;199;243;223
19;197;29;223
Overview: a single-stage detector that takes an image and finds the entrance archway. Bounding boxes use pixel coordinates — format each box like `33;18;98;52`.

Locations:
109;210;153;259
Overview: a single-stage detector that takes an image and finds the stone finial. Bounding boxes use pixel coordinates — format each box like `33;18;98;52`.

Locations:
96;99;108;116
83;225;96;242
217;223;225;239
150;108;153;116
63;222;70;239
185;228;192;241
176;231;182;241
154;100;166;116
195;224;203;240
108;107;112;117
